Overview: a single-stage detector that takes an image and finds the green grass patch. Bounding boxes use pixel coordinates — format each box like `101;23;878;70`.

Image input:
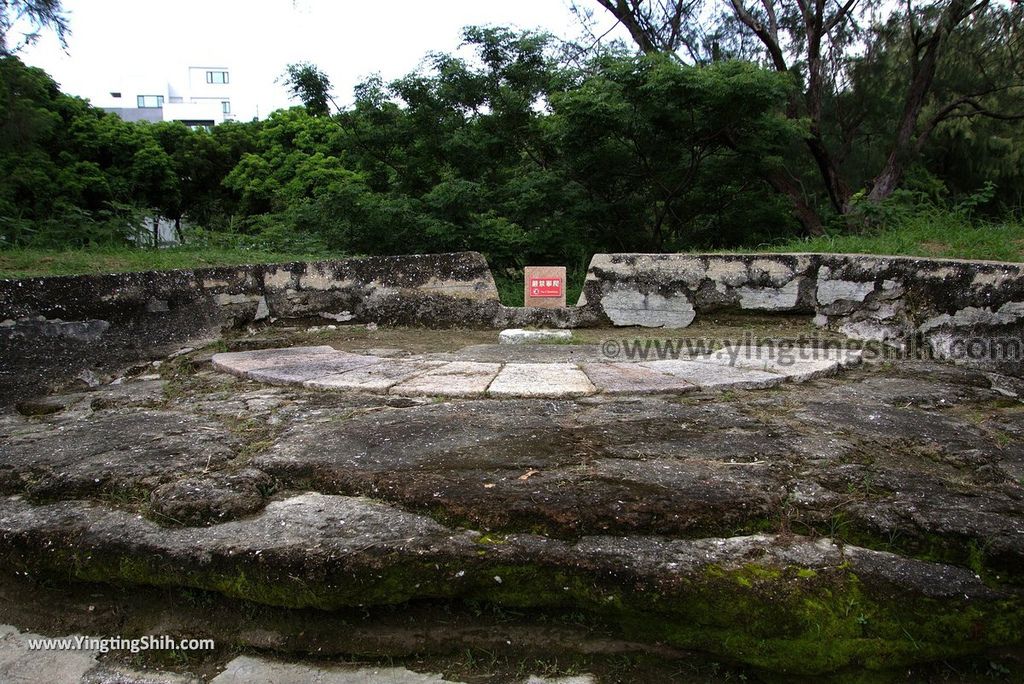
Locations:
751;215;1024;263
0;246;339;279
4;214;1021;281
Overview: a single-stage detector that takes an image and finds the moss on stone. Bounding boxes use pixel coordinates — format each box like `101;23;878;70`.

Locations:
12;543;1019;677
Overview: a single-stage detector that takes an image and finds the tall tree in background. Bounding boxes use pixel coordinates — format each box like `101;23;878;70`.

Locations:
583;0;1024;230
863;1;1024;201
280;62;336;116
0;0;68;55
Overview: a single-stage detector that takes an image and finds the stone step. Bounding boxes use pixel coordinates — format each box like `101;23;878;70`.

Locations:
0;492;1018;675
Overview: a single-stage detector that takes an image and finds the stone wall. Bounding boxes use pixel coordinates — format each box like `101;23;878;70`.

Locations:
578;253;1024;374
0;252;504;403
4;250;1022;402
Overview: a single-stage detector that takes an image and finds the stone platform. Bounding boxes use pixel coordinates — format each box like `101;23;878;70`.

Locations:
211;344;863;398
1;322;1022;681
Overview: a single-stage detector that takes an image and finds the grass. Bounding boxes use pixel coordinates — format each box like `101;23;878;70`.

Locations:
2;215;1021;280
753;215;1024;263
0;246;338;279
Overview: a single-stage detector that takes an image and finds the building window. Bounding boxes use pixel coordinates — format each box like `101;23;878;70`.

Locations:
221;100;231;114
206;70;229;84
110;92;121;98
182;120;215;131
136;95;164;108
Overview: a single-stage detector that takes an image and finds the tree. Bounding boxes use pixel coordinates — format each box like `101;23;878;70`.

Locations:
585;0;725;63
280;62;335;116
583;0;1024;229
551;55;797;250
864;1;1024;201
0;0;68;55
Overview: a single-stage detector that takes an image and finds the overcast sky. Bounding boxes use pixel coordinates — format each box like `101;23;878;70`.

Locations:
19;0;627;120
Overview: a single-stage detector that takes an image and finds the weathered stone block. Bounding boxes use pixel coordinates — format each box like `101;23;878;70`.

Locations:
601;284;695;328
498;329;573;345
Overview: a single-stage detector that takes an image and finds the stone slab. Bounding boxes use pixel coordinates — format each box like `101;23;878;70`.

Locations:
700;354;838;383
212;344;862;397
498;328;573;345
306;361;444;393
247;354;382;385
486;363;596;398
736;278;802;311
0;624;98;684
391;362;501;398
640;359;784;390
601;284;696;328
212;346;337;374
580;362;696;395
816;278;876;305
699;346;863;383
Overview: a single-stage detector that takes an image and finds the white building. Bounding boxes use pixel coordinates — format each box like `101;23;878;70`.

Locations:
96;66;235;128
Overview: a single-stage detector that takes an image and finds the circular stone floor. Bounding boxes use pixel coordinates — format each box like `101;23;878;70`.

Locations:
212;343;863;399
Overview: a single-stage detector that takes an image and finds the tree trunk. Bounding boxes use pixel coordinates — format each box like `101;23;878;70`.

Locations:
595;0;660;53
803;14;852;213
152;216;159;248
867;0;977;202
867;45;941;201
766;171;825;236
807;132;852;213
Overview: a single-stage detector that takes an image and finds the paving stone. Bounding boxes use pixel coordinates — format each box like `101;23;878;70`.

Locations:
698;345;862;382
391;361;501;397
212;344;861;397
247;353;382;385
0;624;98;684
580;362;696;395
306;361;444;393
703;344;862;366
212;346;337;373
640;359;784;389
487;363;596;398
704;356;838;383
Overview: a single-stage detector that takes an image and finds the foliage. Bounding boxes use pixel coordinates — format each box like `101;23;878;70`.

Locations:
581;0;1024;232
215;30;799;267
548;54;797;251
0;16;1021;266
0;55;257;248
0;0;68;55
280;62;334;117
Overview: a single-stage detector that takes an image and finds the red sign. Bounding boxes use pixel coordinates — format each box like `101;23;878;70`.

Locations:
529;277;562;298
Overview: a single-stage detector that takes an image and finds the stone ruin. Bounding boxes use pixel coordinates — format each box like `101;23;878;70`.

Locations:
0;251;1023;681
